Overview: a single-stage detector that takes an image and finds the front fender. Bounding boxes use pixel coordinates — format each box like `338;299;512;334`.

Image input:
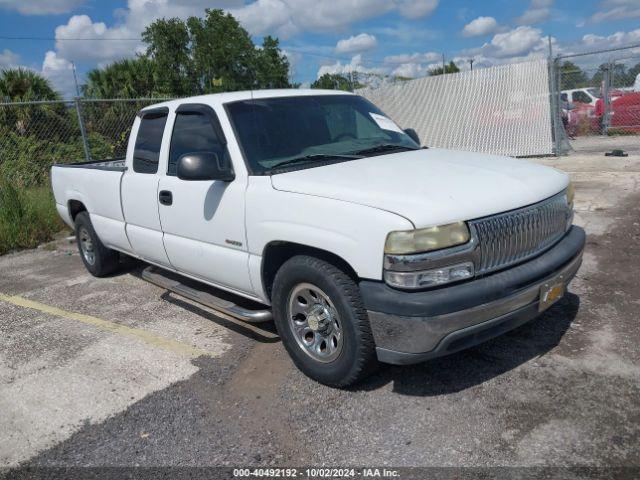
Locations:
246;178;413;281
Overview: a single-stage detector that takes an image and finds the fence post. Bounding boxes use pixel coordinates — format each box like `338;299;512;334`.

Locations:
549;57;562;156
74;97;91;162
602;63;612;135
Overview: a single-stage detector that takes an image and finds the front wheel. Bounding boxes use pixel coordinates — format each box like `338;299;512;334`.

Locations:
271;256;378;387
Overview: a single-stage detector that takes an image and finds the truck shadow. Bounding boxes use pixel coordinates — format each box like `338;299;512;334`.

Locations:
353;292;580;396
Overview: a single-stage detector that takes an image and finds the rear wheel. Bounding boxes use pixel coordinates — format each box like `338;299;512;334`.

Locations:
272;255;378;387
74;211;120;277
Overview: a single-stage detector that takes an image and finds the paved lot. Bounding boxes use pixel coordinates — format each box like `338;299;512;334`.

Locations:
1;150;639;469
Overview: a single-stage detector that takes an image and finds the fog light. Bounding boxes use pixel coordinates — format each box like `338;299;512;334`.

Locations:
384;262;475;289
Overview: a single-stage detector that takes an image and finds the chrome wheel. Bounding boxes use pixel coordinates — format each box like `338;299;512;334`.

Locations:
287;283;343;363
79;227;96;265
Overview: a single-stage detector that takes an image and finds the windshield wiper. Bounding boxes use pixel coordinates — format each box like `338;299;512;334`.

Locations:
350;144;418;156
270;153;363;170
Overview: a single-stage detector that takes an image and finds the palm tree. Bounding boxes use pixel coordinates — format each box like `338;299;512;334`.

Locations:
0;68;60;102
0;68;69;138
82;57;156;99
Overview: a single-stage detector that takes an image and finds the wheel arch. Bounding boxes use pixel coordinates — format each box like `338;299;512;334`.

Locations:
68;199;87;222
261;241;359;301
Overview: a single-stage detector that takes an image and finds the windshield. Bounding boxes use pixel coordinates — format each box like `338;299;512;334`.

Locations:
226;94;419;174
586;87;602;98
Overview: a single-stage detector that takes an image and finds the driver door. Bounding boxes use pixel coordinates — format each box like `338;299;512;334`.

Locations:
158;104;252;295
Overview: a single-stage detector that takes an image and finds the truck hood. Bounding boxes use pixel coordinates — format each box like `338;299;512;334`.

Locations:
270;148;569;227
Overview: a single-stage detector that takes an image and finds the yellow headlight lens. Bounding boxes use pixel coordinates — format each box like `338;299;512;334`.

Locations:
566;181;575;206
385;222;470;255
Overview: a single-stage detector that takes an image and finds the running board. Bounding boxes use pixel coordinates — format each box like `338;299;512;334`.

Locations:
141;266;273;323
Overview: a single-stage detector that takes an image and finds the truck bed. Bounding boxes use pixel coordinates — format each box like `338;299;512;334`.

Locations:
51;159;130;254
53;158;126;171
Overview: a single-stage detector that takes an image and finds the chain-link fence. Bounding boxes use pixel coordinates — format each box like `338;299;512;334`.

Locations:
0;98;169;187
2;51;639;189
550;45;640;155
358;59;555;157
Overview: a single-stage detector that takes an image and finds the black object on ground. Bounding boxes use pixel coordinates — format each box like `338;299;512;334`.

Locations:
605;150;628;157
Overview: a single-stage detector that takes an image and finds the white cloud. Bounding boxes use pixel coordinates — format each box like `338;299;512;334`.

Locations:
53;0;244;63
392;62;429;78
396;0;439;20
462;16;498;37
574;28;640;57
517;0;553;25
589;0;640;23
488;26;544;58
232;0;438;38
42;51;77;98
0;49;21;69
281;49;301;77
459;26;551;68
49;0;441;66
335;33;378;54
0;0;84;15
54;15;138;63
317;54;384;77
383;52;440;64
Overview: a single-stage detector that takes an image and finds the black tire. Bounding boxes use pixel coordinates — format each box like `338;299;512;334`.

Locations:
74;211;120;277
271;255;378;387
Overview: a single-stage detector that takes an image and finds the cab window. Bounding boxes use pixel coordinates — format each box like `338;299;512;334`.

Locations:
133;112;168;174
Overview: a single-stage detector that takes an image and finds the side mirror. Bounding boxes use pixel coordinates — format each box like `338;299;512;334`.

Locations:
403;128;420;145
176;152;235;182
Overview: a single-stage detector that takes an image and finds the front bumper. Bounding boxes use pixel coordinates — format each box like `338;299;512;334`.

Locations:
360;226;586;365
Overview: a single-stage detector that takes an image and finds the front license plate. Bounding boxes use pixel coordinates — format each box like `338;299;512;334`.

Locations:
539;277;565;312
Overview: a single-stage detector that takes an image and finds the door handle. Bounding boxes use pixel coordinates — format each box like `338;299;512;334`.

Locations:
159;190;173;206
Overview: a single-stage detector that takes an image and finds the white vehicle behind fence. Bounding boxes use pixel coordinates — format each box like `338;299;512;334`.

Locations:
52;89;585;387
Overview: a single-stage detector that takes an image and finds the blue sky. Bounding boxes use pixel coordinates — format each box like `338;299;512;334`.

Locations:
1;0;639;97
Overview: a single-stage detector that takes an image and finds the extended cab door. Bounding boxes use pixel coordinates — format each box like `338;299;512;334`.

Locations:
157;103;253;295
121;108;173;268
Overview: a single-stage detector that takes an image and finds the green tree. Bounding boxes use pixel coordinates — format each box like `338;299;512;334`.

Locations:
255;36;290;89
187;9;256;92
139;9;291;94
142;17;194;96
591;62;637;88
82;57;156;98
0;67;60;101
559;61;589;90
0;68;71;140
311;73;353;91
429;61;460;76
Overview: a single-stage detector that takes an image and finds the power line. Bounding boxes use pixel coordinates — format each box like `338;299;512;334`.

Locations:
0;34;425;65
0;35;140;41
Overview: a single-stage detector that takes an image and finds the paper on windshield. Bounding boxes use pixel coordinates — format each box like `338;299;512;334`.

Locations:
369;112;403;133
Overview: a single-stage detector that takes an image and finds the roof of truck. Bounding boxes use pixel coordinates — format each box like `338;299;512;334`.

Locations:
141;89;354;112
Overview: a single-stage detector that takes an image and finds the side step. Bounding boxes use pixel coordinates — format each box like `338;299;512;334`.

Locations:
141;266;273;323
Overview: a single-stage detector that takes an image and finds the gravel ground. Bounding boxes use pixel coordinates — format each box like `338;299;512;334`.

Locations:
1;152;639;471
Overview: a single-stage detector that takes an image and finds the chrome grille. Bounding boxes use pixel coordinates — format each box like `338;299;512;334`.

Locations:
470;193;571;274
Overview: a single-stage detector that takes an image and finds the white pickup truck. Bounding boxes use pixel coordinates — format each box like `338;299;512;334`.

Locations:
52;89;585;387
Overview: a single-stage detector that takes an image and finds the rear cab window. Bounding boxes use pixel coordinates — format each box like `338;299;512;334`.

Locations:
133;109;168;174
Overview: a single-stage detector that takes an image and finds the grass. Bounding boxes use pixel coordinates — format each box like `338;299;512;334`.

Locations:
0;181;67;255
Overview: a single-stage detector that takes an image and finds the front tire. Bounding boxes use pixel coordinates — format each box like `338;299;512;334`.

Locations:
74;211;120;277
271;255;378;387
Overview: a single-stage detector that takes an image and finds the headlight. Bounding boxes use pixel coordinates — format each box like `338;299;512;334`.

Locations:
566;181;575;207
384;262;474;289
384;222;470;255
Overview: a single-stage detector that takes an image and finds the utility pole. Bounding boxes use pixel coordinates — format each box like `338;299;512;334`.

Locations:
442;53;446;74
71;60;81;97
469;59;474;71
